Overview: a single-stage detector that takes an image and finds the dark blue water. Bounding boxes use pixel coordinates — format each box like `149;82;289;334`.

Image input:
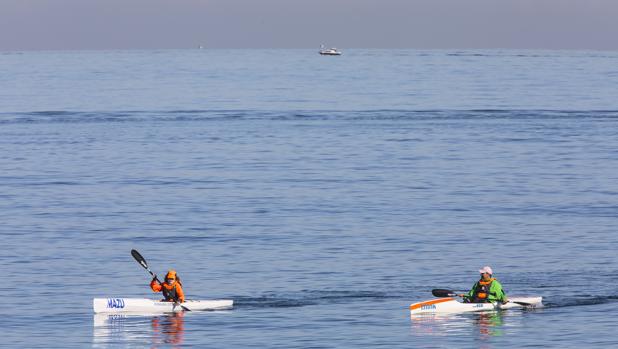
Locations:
1;49;618;348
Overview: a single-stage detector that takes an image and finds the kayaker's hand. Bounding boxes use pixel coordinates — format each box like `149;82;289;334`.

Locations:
152;275;158;282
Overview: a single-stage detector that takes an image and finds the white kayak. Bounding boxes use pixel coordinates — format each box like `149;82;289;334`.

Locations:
409;296;542;315
93;298;233;313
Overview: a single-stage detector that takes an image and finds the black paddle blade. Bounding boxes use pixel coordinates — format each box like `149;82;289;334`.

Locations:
432;289;456;297
131;249;148;269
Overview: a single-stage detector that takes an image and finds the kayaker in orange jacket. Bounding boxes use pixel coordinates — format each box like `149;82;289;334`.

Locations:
150;269;185;303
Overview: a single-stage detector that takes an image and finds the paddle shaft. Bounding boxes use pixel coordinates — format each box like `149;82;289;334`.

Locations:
146;268;158;281
142;265;158;281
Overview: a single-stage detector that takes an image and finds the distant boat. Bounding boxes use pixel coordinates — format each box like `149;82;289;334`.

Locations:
319;44;342;56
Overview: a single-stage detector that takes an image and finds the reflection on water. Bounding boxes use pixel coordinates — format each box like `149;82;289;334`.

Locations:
152;312;185;346
93;312;185;347
410;311;507;340
475;312;504;339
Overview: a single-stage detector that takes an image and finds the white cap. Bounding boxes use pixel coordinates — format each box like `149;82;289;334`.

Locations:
479;266;493;275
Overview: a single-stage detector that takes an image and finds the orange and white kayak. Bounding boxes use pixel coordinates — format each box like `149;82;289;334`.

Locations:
409;296;542;315
93;298;233;313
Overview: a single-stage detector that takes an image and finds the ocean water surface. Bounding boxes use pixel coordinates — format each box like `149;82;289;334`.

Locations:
1;49;618;348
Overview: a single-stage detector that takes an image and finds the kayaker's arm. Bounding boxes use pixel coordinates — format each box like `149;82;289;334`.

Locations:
150;277;162;292
460;283;477;300
498;289;508;303
490;280;508;303
176;284;186;303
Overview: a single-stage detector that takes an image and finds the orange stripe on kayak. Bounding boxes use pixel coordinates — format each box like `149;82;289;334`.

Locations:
409;297;455;310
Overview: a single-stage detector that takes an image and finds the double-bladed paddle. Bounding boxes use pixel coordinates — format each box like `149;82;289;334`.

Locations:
131;249;190;311
431;288;533;306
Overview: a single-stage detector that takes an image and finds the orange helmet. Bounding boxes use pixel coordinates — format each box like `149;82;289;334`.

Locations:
165;270;177;280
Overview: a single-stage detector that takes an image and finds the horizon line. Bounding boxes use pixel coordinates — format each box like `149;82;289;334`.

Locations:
3;46;618;54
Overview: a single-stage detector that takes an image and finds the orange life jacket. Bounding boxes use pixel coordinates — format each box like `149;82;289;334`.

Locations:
161;282;181;302
473;278;495;302
150;278;185;302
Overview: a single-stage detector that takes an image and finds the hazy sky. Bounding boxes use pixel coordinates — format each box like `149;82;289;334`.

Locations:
1;0;617;51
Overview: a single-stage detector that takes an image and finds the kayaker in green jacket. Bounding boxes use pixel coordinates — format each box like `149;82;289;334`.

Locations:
459;266;508;304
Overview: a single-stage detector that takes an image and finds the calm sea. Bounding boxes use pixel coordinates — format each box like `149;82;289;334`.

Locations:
1;49;618;348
